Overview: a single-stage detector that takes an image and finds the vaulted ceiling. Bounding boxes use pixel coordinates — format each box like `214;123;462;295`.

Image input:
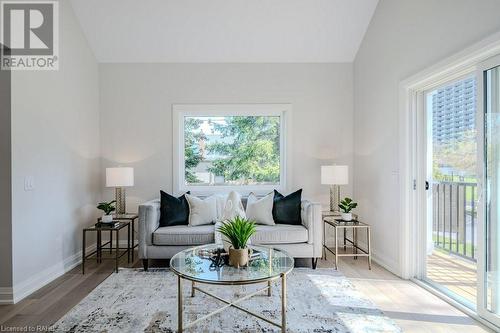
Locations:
70;0;378;63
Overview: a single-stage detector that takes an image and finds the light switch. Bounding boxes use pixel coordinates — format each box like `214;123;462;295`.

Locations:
24;176;35;191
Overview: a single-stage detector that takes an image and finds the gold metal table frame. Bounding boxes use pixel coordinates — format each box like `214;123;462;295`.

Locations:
173;272;289;333
323;218;372;270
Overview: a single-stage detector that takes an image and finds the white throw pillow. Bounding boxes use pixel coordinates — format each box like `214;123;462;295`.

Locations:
185;194;217;226
215;194;228;221
221;191;246;221
245;192;275;225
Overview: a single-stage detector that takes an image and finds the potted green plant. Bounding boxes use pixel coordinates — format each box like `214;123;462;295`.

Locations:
97;200;116;223
339;197;357;221
217;216;256;267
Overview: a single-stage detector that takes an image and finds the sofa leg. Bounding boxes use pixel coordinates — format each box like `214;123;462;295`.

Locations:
312;258;318;269
142;259;149;271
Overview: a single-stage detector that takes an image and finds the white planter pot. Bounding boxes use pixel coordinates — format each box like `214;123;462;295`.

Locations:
101;214;113;223
341;212;352;221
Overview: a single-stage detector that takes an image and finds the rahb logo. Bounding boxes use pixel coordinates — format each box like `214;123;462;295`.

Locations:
1;1;59;70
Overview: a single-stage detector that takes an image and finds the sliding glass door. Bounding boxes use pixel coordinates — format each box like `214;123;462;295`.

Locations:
423;76;478;308
478;55;500;326
416;53;500;328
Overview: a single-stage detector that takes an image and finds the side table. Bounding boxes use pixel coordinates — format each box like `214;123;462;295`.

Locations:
322;217;371;270
82;221;131;274
98;213;139;261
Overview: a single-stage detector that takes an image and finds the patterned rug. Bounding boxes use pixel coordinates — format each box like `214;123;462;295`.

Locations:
53;268;401;332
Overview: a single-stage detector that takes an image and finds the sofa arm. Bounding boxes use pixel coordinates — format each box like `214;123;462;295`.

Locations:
301;200;322;258
138;199;160;258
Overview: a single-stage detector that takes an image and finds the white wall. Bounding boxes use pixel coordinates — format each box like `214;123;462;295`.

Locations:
10;0;100;301
99;63;353;209
0;58;12;303
353;0;500;274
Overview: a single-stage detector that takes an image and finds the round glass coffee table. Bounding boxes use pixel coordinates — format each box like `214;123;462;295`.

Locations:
170;244;294;332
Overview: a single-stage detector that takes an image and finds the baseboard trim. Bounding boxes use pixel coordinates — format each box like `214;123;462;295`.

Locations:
0;287;13;304
371;252;400;277
11;243;97;304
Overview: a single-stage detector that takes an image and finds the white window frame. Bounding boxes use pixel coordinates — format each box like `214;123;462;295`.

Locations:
172;104;291;196
399;32;500;281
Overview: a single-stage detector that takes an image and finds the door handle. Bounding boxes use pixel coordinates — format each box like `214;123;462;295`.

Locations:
425;181;429;190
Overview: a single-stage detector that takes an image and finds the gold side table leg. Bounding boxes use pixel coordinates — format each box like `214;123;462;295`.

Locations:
354;228;358;260
334;226;338;270
281;274;287;332
367;227;372;270
343;228;346;250
178;276;183;332
82;230;86;274
322;220;326;260
191;281;195;297
268;280;272;297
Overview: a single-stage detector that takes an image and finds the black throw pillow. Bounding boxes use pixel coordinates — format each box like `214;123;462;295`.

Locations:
159;191;190;227
272;189;302;225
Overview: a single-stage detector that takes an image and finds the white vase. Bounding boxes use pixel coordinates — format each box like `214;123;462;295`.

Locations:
102;214;113;223
341;212;352;221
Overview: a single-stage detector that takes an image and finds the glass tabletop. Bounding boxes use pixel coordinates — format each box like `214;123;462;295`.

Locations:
324;217;369;227
170;244;294;284
84;221;130;230
97;213;138;221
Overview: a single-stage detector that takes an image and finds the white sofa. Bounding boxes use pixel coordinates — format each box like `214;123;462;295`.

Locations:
138;198;322;270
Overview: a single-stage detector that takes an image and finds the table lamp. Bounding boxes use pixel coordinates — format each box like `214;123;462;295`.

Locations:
106;167;134;215
321;165;348;213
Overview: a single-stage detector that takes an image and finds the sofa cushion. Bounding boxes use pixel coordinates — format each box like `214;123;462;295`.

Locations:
273;189;302;225
159;191;190;227
221;191;246;221
246;192;275;225
186;194;217;226
252;224;308;244
153;225;214;246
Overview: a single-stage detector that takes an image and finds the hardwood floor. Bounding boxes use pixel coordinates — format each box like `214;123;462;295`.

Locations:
320;252;491;333
0;251;493;332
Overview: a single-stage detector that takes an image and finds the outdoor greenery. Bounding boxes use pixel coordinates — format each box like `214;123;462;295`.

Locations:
184;118;207;183
433;130;476;182
433;234;476;259
97;200;116;215
184;116;280;185
338;197;357;214
217;216;256;249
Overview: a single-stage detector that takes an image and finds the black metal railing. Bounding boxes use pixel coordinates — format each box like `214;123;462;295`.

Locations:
432;181;477;262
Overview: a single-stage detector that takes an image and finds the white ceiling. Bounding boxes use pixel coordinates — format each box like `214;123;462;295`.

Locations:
70;0;378;63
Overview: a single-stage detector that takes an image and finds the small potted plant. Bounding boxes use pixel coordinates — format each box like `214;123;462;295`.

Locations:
217;216;256;268
97;200;116;223
339;197;357;221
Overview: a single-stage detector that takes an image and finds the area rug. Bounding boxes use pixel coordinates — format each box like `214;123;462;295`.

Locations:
53;268;401;332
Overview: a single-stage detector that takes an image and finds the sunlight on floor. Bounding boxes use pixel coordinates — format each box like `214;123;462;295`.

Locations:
319;252;489;333
427;250;477;305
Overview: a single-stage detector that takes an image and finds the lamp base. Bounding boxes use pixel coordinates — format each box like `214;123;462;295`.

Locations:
115;187;126;215
330;185;341;213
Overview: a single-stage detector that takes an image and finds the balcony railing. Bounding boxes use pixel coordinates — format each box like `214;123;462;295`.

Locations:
432;181;477;262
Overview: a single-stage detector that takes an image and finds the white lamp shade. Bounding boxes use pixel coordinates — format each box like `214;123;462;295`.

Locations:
106;167;134;187
321;165;348;185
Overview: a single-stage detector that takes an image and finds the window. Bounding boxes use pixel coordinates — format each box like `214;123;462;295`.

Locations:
173;104;290;194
